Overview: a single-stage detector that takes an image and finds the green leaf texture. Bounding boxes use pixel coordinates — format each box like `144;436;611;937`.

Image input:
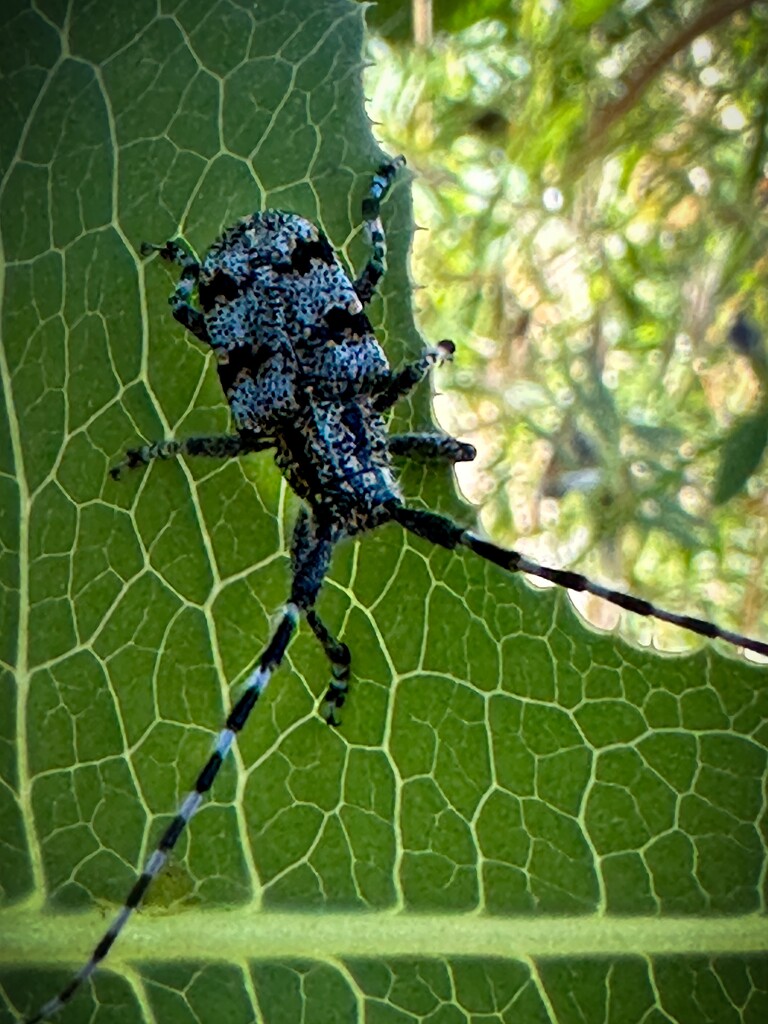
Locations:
1;2;767;1022
714;410;768;506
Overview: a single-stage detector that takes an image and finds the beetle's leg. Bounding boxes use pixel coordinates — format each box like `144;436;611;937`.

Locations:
354;155;406;305
110;433;275;480
141;239;209;343
291;509;351;725
388;432;476;464
305;610;351;727
371;340;455;411
21;589;303;1024
141;239;195;269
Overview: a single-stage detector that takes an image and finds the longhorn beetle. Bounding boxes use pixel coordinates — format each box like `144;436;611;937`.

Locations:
23;156;768;1023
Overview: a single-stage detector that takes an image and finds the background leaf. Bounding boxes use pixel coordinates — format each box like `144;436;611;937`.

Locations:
714;409;768;504
364;2;768;652
1;2;767;1023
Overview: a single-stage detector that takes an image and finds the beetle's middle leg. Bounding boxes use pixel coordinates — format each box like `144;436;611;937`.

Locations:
370;340;455;411
111;433;275;480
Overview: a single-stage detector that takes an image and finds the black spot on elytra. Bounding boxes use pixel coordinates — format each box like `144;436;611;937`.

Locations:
290;235;335;275
217;343;273;393
323;304;371;339
199;271;240;312
340;403;364;437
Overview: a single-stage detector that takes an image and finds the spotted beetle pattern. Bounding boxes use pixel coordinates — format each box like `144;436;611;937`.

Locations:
203;210;390;421
200;208;402;532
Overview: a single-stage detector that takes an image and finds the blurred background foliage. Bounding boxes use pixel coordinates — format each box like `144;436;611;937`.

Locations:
363;0;768;651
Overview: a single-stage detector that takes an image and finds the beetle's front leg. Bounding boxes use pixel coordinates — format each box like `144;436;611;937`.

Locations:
388;432;476;464
291;509;350;726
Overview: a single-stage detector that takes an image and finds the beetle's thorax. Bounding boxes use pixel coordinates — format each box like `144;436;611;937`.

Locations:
274;395;400;535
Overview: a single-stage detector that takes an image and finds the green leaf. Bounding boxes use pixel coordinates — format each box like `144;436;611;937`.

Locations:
365;0;518;41
567;0;616;30
2;3;767;1024
713;409;768;505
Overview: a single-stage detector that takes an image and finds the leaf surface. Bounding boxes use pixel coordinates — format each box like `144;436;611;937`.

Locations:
1;3;767;1023
714;410;768;505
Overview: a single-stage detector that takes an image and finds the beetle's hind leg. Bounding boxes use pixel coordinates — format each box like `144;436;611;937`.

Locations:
140;239;196;269
141;239;209;343
354;155;406;305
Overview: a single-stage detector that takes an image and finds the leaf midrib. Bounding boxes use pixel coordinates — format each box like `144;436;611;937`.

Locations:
3;908;765;964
